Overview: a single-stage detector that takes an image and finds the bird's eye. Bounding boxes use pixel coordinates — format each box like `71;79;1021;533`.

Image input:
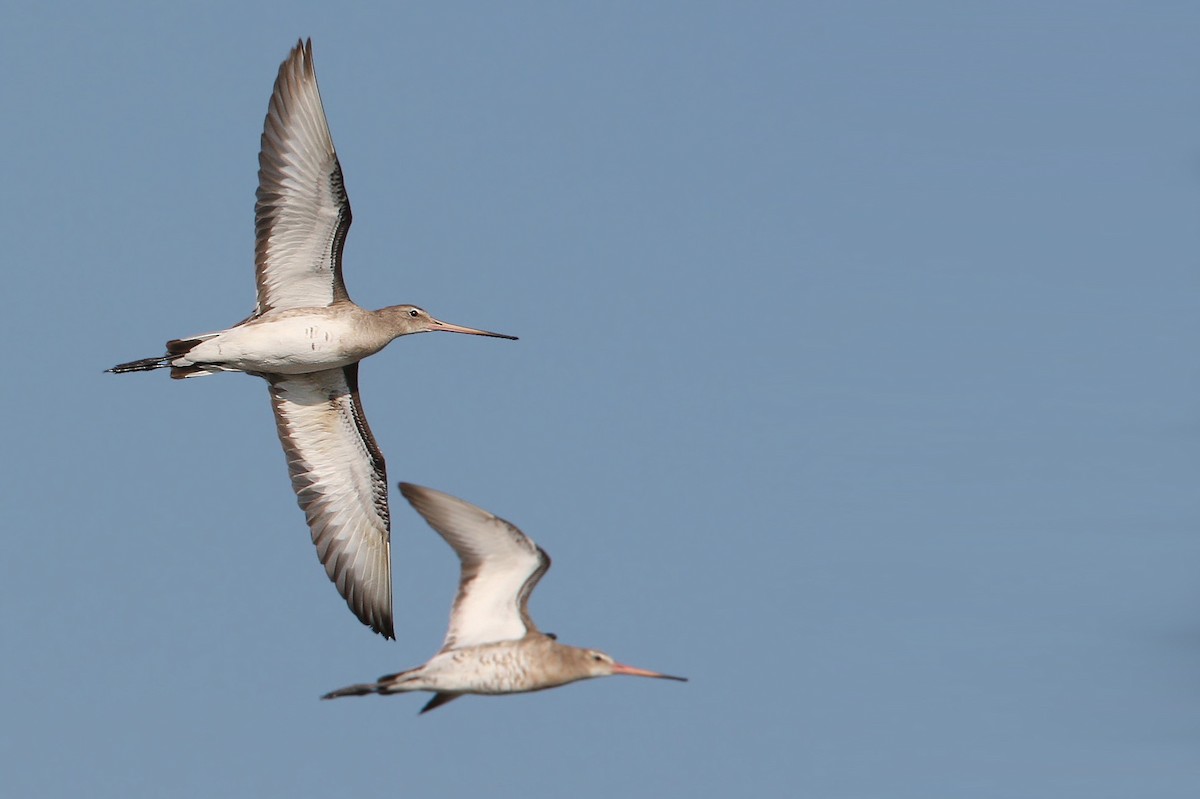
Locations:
408;309;420;318
592;654;604;662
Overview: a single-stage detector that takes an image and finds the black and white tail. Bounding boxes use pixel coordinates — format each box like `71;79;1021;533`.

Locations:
321;668;414;700
107;337;211;379
319;668;460;713
321;681;388;700
106;355;172;374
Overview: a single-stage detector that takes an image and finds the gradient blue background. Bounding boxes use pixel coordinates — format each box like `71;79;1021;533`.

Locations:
2;2;1197;796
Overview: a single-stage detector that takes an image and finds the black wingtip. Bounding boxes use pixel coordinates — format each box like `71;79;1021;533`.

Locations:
372;619;396;641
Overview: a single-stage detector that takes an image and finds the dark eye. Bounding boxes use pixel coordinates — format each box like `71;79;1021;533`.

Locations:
592;654;603;662
408;309;420;318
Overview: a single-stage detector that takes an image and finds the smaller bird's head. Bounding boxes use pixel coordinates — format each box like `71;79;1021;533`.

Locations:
573;647;688;683
381;305;518;340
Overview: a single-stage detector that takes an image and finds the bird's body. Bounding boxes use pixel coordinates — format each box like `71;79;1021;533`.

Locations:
161;303;491;377
323;483;685;713
108;40;514;639
169;306;377;376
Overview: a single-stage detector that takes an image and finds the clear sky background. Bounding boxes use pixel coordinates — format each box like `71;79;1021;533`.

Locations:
2;2;1197;797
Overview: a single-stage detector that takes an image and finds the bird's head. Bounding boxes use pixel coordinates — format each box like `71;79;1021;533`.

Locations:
571;647;688;683
380;305;517;340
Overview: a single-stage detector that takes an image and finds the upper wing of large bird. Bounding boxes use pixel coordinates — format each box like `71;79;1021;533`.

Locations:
254;39;352;315
269;365;393;638
399;483;549;651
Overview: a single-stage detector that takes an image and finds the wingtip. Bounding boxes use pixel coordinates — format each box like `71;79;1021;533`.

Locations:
340;586;395;641
366;592;395;641
397;482;431;506
360;608;395;640
397;482;461;509
285;38;314;73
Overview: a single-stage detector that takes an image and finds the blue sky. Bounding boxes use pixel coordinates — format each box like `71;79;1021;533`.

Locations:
2;2;1198;797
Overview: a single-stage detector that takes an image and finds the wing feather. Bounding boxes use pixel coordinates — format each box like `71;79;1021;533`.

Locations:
398;484;548;651
255;39;352;314
269;366;393;638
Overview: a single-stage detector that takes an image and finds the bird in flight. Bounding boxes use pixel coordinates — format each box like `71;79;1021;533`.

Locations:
108;40;516;639
323;483;686;713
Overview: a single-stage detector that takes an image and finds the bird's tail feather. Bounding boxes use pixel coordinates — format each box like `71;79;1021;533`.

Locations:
106;355;171;374
321;682;385;700
108;336;216;377
321;668;422;701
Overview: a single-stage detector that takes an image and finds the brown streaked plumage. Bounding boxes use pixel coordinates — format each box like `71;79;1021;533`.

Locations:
322;483;686;713
106;40;516;639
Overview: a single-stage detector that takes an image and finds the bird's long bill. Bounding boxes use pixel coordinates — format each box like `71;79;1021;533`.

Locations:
431;317;518;340
611;662;688;681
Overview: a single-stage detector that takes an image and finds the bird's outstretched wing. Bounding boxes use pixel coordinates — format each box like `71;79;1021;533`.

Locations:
399;483;549;651
255;39;352;314
269;366;393;638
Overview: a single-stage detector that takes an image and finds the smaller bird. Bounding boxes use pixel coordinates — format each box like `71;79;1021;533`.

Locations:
323;483;686;713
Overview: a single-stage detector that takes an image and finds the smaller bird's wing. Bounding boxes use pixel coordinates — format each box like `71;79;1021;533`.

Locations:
399;483;549;651
254;39;352;315
269;366;393;638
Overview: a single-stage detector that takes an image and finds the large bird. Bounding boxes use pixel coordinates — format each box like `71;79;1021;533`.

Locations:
109;40;515;639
